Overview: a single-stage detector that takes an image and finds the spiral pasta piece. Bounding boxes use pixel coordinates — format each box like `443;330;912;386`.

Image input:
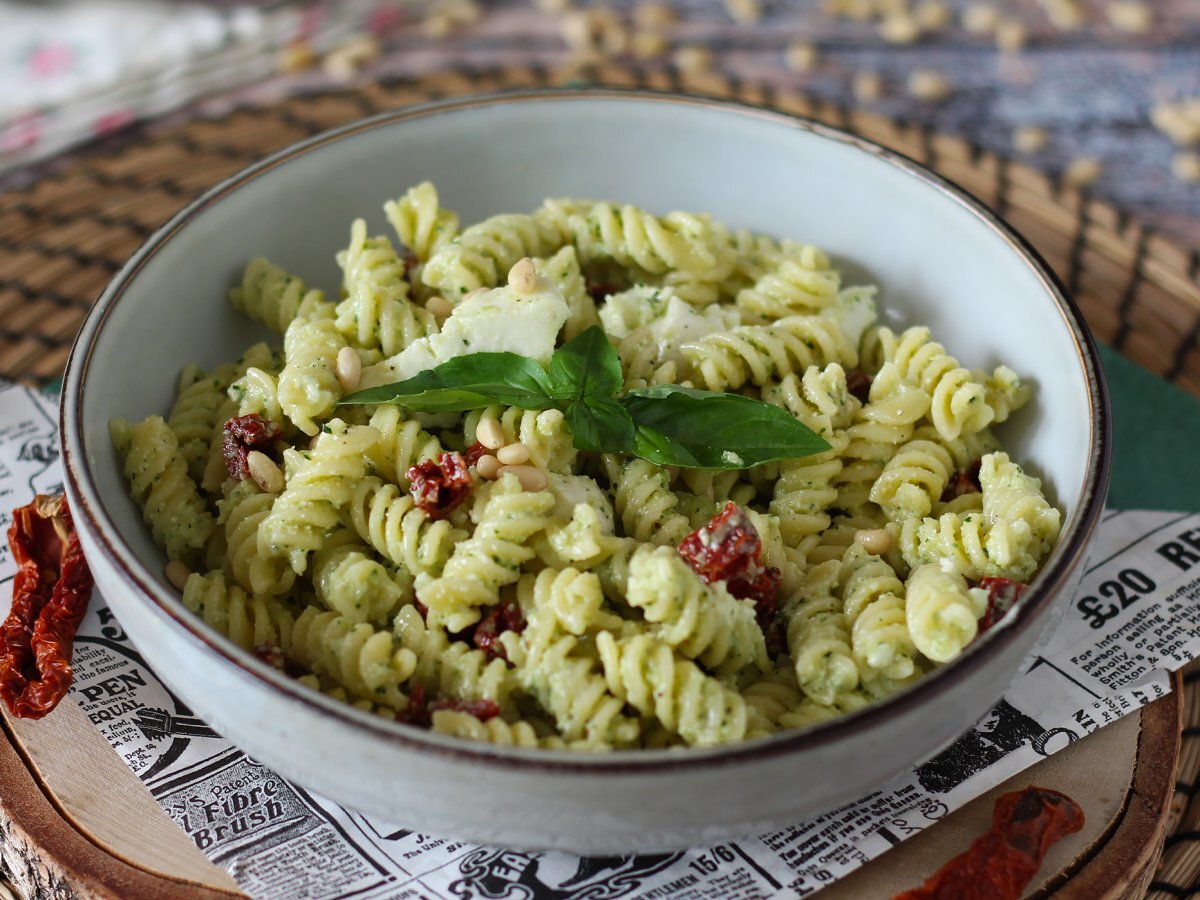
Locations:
110;416;215;563
289;605;417;708
625;545;768;675
418;473;555;632
518;567;621;637
258;421;378;574
743;666;807;735
980;451;1061;577
838;544;916;679
277;315;347;436
384;180;459;261
770;434;847;545
349;476;465;577
869;438;956;523
367;406;445;486
536;245;599;341
550;199;717;275
430;710;544;747
217;479;295;597
181;571;294;653
610;457;692;546
229;257;330;334
311;529;411;625
902;452;1061;581
904;563;985;663
735;244;840;319
422;212;564;297
880;326;995;441
682;316;856;393
168;361;239;483
336;219;438;357
515;608;641;747
392;605;515;708
783;559;859;704
596;631;748;747
834;362;929;513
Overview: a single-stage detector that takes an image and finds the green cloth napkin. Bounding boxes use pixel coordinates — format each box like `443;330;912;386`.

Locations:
1100;345;1200;512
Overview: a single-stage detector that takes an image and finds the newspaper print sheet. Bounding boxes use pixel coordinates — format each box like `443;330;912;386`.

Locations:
0;383;1195;899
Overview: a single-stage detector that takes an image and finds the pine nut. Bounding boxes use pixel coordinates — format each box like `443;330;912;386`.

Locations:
165;560;191;591
336;346;362;392
1064;156;1102;188
426;296;454;319
247;451;284;493
476;454;502;480
476;419;506;450
499;464;548;492
507;257;538;293
855;528;893;556
496;442;531;466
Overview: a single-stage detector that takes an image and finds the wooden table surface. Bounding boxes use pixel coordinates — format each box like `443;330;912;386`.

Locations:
8;0;1195;249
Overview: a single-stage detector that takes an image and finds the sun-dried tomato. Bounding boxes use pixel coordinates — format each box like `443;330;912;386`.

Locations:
253;642;287;671
892;786;1083;900
585;280;620;303
678;502;763;584
431;697;501;721
471;599;526;662
0;494;95;719
976;577;1028;632
222;413;283;480
395;683;431;727
393;683;501;728
407;451;474;519
413;595;429;621
678;502;782;630
941;459;983;502
846;369;873;403
728;565;784;631
400;248;419;278
463;440;488;467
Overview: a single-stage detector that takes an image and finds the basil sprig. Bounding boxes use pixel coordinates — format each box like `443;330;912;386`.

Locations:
341;326;829;468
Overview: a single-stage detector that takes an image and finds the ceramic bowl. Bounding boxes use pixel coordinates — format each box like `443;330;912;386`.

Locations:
61;90;1110;852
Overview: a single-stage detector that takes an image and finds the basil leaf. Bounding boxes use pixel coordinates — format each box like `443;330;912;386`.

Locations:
621;384;831;468
566;396;636;453
546;326;623;404
340;352;554;410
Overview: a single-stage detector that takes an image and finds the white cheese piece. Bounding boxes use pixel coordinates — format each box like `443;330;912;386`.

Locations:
828;285;878;351
360;283;570;388
546;472;615;532
648;296;740;346
599;285;672;339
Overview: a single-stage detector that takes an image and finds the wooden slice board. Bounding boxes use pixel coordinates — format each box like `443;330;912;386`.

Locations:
0;674;1182;899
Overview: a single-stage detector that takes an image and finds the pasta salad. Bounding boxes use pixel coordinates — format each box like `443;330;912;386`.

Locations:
109;182;1062;750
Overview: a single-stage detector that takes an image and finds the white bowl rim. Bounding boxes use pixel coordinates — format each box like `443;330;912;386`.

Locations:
61;87;1112;773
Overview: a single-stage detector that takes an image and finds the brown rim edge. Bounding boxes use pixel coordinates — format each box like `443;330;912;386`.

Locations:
60;88;1113;775
1031;671;1184;899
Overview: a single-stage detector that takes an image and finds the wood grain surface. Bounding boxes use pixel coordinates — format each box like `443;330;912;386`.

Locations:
7;0;1198;248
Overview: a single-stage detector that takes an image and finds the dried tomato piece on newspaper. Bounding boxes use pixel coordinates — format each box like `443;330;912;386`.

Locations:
222;413;283;480
471;599;526;662
0;494;95;719
678;502;782;631
407;451;474;520
892;786;1083;900
976;577;1029;632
